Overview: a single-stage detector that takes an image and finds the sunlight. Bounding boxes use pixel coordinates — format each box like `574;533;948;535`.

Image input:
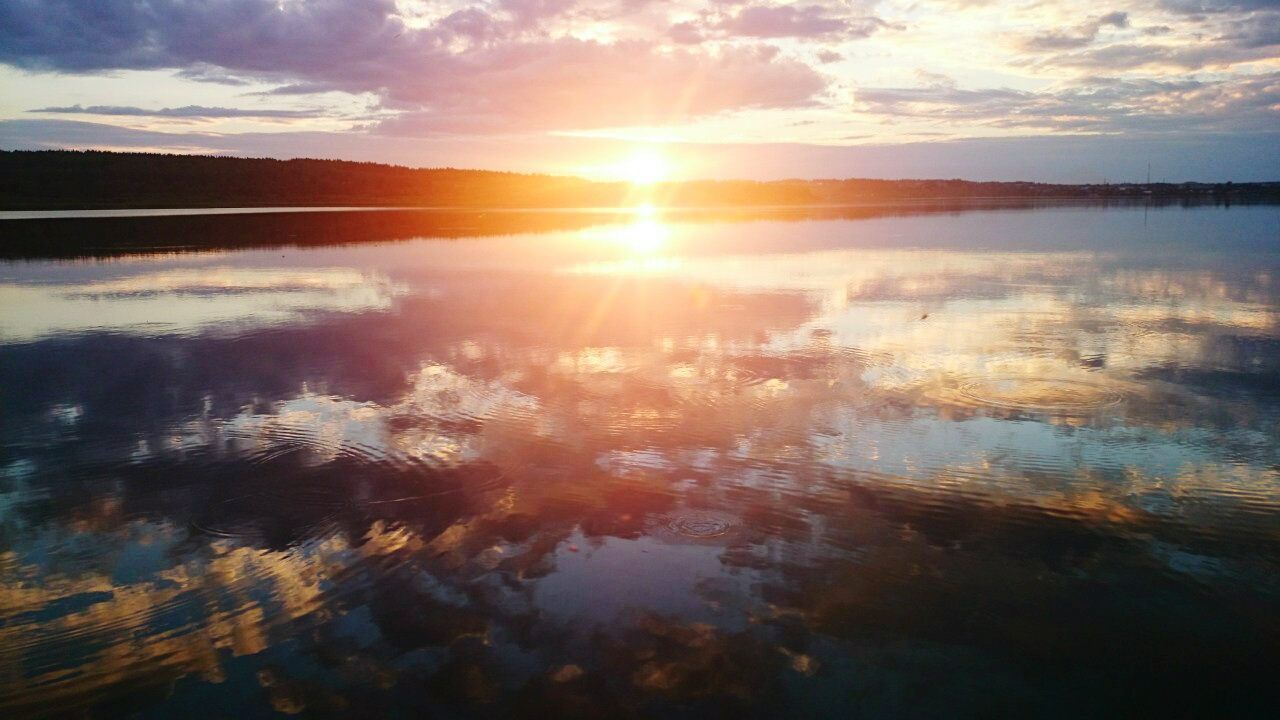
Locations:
617;218;667;253
575;208;671;257
575;146;675;185
617;148;670;185
615;203;668;252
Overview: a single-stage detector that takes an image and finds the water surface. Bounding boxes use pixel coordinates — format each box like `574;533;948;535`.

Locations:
2;203;1278;717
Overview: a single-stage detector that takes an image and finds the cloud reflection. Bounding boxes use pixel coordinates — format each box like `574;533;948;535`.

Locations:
1;205;1278;716
0;267;404;341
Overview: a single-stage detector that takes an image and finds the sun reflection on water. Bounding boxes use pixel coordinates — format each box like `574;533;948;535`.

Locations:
569;208;676;272
617;218;668;254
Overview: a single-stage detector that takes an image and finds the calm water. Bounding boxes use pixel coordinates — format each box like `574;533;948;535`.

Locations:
2;203;1279;718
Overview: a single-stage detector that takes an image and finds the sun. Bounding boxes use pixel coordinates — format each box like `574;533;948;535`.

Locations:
617;148;669;185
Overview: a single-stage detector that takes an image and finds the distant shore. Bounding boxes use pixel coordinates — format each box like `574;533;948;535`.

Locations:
4;150;1279;211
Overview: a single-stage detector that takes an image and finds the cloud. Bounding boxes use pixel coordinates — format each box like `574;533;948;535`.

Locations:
716;4;881;39
853;73;1280;134
0;0;1277;158
0;0;829;133
0;0;409;76
1034;39;1276;70
1157;0;1280;13
498;0;578;29
27;104;325;119
1020;5;1280;70
1215;12;1280;47
0;119;233;153
670;21;704;44
1019;11;1129;52
373;41;826;133
175;64;252;85
674;3;888;41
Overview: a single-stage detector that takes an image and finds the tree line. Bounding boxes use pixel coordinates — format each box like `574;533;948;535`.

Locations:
3;150;1277;210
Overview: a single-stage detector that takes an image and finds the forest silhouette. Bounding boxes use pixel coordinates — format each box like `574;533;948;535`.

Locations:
5;150;1277;210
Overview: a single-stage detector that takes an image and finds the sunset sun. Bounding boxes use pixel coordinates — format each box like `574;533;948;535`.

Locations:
617;148;670;185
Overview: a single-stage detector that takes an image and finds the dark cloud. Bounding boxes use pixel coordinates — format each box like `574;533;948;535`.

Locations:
1098;11;1131;27
0;0;410;76
1158;0;1280;13
1215;12;1280;47
1035;38;1276;70
1019;11;1129;52
27;104;324;119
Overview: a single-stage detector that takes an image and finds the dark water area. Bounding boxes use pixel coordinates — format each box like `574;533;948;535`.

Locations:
1;202;1279;718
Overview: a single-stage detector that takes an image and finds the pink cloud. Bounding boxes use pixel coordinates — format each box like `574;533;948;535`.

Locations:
1;1;828;133
374;41;826;133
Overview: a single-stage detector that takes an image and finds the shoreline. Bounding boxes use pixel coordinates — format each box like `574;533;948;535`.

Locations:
3;195;1275;221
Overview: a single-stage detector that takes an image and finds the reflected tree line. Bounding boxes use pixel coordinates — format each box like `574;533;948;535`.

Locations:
2;196;1267;260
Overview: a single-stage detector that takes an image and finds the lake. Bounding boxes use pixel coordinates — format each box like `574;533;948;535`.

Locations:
1;202;1278;718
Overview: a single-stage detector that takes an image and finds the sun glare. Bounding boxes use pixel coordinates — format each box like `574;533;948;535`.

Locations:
617;148;669;185
577;207;670;255
617;218;667;253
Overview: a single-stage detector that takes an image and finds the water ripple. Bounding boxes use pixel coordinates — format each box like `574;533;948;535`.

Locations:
955;376;1125;414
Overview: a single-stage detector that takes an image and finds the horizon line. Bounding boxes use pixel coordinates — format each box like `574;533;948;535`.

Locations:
6;148;1280;187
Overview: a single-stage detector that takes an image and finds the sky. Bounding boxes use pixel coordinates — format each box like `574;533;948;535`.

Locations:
1;0;1277;182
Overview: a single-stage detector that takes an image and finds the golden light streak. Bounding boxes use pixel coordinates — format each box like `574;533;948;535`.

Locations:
583;147;673;185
